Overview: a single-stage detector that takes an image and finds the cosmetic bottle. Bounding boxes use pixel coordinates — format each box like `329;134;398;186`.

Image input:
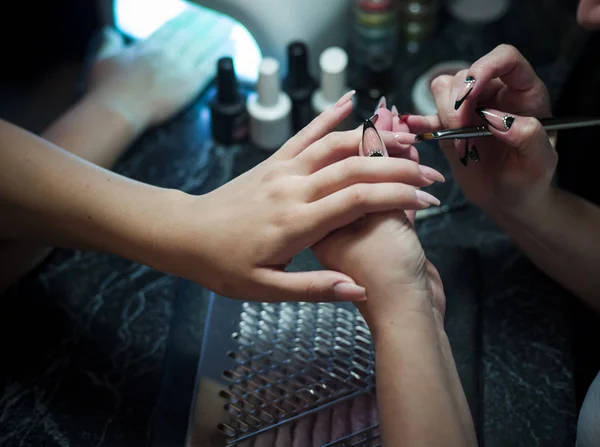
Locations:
351;0;399;60
247;57;292;151
210;57;249;146
311;47;350;116
355;52;396;121
283;41;318;133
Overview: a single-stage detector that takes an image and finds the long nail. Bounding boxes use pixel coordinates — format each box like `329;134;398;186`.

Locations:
476;108;515;131
419;165;446;183
468;145;480;162
416;190;441;206
454;76;475;110
335;89;356;108
459;139;470;166
391;105;399;117
361;115;387;157
333;282;367;301
375;96;387;113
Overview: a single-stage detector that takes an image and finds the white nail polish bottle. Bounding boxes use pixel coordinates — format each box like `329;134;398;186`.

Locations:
311;47;350;115
247;57;292;152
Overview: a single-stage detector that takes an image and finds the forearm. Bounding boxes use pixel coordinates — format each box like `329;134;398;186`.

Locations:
0;119;178;262
492;187;600;310
370;293;476;447
41;92;144;168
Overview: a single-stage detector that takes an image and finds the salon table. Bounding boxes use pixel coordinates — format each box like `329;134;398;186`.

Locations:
0;1;581;445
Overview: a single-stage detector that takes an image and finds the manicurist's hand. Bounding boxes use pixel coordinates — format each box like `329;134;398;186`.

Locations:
406;44;557;223
151;93;445;303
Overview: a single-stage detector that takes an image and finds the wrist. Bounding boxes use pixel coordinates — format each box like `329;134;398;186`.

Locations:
359;286;436;342
487;185;559;235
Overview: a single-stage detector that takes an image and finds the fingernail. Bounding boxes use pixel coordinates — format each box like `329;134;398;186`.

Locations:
394;132;418;145
459;139;469;166
454;76;475;110
335;89;356;108
391;105;399;117
375;96;387;113
476;108;515;131
333;282;367;301
416;190;441;206
468;145;480;162
362;116;387;157
419;165;446;183
399;114;410;123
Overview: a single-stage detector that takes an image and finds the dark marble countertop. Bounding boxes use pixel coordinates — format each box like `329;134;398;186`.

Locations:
0;1;583;445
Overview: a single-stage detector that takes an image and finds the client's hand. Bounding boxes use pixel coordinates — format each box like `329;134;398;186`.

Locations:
313;104;445;329
406;44;557;223
87;10;211;132
149;96;444;303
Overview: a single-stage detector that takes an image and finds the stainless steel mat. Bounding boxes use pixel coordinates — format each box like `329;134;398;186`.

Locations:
217;302;377;445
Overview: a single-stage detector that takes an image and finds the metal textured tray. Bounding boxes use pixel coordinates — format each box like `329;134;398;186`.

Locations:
186;294;379;446
219;302;375;443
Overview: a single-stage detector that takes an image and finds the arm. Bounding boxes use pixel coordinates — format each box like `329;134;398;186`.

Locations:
492;187;600;310
0;119;176;263
0;96;141;289
369;289;476;447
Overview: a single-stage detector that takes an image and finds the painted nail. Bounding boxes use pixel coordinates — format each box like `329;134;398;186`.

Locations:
333;282;367;301
335;89;356;108
468;145;480;162
454;76;475;110
394;132;418;145
361;116;387;157
375;96;387;113
391;105;399;117
476;108;515;131
459;139;469;166
419;165;446;183
416;190;441;206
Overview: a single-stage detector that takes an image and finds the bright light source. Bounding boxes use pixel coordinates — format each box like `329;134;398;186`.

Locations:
114;0;261;82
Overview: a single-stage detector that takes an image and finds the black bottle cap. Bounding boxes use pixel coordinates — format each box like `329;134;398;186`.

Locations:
284;41;315;91
216;57;240;104
210;57;248;145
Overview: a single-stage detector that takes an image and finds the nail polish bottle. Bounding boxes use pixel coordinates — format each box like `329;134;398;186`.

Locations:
355;52;396;121
210;57;249;146
283;41;317;133
247;57;292;151
311;46;350;115
351;0;398;60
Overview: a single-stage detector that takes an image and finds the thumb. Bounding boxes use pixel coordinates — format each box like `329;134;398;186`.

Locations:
476;108;550;159
254;268;367;303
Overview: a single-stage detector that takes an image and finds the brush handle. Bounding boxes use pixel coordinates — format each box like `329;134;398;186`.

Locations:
430;117;600;140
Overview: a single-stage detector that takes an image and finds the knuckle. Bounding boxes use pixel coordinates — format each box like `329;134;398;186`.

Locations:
321;131;346;151
347;184;368;207
496;43;520;58
522;117;544;139
340;156;362;175
260;166;282;186
305;279;321;302
430;75;453;94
